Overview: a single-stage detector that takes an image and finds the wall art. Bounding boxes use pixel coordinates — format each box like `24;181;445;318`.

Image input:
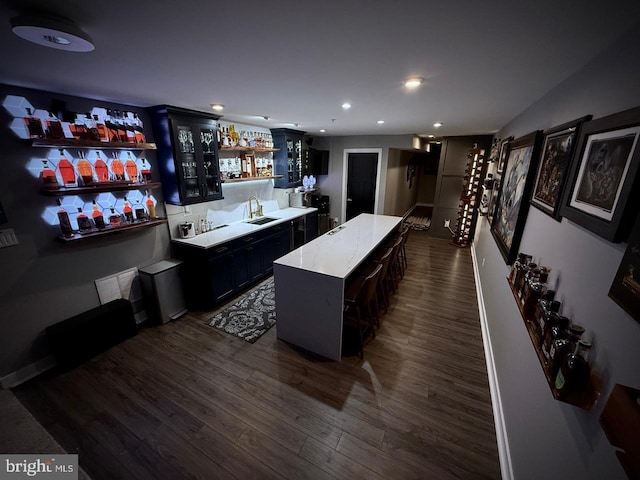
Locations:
609;211;640;323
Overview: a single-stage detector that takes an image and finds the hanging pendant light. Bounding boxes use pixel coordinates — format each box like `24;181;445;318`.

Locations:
10;14;95;52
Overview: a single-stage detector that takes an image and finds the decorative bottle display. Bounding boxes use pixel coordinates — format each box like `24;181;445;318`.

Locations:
108;207;122;226
110;152;125;181
45;111;64;139
132;113;146;143
134;200;147;221
40;160;59;189
105;109;120;141
94;152;109;182
140;159;152;182
83;113;100;141
534;291;558;340
547;324;585;378
122;197;134;223
555;338;592;401
509;253;532;292
540;312;569;350
93;114;109;142
517;263;537;300
125;152;138;182
145;191;156;218
24;107;44;139
56;199;73;237
76;207;92;232
523;266;550;315
91;200;105;229
57;149;76;187
76;151;94;185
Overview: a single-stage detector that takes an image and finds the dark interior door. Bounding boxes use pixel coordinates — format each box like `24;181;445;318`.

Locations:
346;152;378;220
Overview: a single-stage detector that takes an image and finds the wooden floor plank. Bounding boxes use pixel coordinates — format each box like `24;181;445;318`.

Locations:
14;231;501;480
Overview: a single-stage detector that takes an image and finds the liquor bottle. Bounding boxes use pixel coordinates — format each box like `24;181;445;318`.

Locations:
40;160;59;189
91;200;105;229
555;337;592;402
125;152;138;183
76;207;92;232
56;199;73;237
145;191;156;218
122;197;134;223
134;200;147;221
83;113;100;141
547;324;585;378
123;112;137;143
534;291;557;340
110;152;125;181
509;252;531;287
76;151;94;185
140;159;152;182
93;114;110;142
523;266;550;316
45;111;64;139
57;149;77;187
132;113;146;143
94;151;109;182
105;109;120;142
115;111;128;142
70;114;87;140
517;263;537;300
542;323;567;367
108;207;122;226
540;312;569;350
23;107;45;138
216;122;222;148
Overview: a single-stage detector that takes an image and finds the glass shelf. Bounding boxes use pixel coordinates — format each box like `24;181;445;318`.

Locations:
32;139;157;150
40;181;162;196
221;175;282;184
219;146;279;153
57;218;167;242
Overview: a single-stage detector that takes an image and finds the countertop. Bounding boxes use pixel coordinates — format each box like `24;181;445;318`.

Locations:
274;213;402;279
171;207;317;249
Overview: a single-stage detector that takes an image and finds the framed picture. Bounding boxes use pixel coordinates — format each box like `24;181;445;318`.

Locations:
609;211;640;323
486;178;500;225
530;115;591;220
491;131;542;264
560;107;640;242
496;136;513;174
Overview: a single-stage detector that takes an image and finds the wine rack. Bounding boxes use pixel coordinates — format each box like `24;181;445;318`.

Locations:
452;145;485;247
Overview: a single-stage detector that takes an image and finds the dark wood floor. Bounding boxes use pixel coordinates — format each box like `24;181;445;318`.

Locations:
14;231;501;480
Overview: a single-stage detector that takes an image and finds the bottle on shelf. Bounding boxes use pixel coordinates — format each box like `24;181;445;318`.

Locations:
541;312;569;351
91;200;105;229
110;152;125;181
125;152;138;183
56;199;73;237
76;151;94;186
139;159;152;182
122;197;134;223
555;336;593;402
23;107;45;139
93;114;110;142
534;290;558;340
523;266;550;315
547;324;585;379
83;113;100;141
509;252;532;287
76;207;92;232
40;160;59;189
517;262;537;300
105;109;120;142
45;111;64;139
108;207;122;227
134;200;147;221
94;151;109;182
145;191;156;219
123;112;137;143
132;113;146;143
114;110;128;143
57;149;77;187
70;113;88;140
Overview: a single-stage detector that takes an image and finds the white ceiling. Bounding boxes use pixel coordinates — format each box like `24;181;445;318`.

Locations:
1;1;639;138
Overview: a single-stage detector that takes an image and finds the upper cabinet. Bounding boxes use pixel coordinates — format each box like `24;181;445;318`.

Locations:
270;128;305;188
148;105;223;205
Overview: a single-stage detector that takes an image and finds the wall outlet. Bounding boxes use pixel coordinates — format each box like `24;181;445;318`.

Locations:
444;219;450;228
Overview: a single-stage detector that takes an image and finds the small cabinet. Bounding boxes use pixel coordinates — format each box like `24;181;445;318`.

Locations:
148;105;223;205
271;128;305;188
305;210;318;242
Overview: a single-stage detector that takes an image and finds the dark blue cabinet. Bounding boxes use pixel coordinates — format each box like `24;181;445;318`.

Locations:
271;128;305;188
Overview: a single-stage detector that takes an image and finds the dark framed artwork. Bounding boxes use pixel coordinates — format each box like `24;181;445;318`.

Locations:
491;131;542;264
496;136;513;174
530;115;591;220
560;106;640;242
609;211;640;323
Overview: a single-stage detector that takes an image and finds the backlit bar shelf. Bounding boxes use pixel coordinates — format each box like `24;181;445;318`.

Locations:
57;218;167;243
32;139;157;150
41;181;162;196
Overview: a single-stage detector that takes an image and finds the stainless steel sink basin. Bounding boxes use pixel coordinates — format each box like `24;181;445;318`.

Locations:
245;217;279;226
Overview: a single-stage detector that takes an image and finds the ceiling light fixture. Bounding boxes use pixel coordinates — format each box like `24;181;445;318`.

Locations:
377;120;384;124
10;14;94;52
404;77;424;88
433;122;443;128
319;129;327;133
342;103;351;110
210;104;224;111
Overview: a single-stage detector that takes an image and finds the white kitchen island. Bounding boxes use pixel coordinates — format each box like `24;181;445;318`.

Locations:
273;213;402;360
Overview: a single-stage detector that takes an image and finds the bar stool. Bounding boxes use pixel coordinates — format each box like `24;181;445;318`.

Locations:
398;225;410;278
372;246;394;316
343;263;383;358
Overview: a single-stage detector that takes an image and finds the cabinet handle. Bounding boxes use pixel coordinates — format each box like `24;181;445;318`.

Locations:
244;237;253;242
215;246;228;253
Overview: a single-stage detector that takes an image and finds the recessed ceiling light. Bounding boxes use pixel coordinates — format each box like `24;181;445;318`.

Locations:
10;15;94;52
404;77;424;88
342;103;351;110
319;129;327;133
210;104;224;111
377;120;384;124
433;122;443;128
428;134;436;138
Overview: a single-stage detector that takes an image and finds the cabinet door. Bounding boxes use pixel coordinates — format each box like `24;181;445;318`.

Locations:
271;128;305;188
305;211;318;242
209;246;235;304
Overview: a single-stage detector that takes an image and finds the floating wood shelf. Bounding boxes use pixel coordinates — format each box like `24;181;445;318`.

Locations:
32;139;157;150
219;146;279;153
40;181;162;196
507;278;600;410
57;218;167;242
221;175;282;183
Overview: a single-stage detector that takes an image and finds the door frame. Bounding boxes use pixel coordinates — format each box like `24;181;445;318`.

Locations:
341;148;383;223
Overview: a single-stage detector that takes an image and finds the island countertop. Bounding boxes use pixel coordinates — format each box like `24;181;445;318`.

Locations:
274;213;402;278
170;207;317;249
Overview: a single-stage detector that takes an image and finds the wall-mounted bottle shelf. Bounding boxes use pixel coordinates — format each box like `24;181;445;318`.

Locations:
32;139;157;150
57;218;167;243
40;181;162;196
507;278;600;410
222;175;283;184
219;146;279;153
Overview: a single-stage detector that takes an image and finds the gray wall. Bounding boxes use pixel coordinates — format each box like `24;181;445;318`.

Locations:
473;23;640;479
0;85;170;382
383;148;419;217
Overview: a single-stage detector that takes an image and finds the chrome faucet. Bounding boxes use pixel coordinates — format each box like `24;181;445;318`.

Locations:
248;195;263;219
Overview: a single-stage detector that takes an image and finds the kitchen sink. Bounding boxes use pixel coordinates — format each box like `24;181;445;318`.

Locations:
245;216;279;226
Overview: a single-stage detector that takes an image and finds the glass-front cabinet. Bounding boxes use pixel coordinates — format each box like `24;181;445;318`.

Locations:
148;105;223;205
270;128;305;188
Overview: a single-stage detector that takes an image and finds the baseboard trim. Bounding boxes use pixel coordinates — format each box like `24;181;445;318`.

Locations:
471;244;513;480
0;355;57;389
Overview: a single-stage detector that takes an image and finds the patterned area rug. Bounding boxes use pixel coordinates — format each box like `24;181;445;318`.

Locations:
207;277;275;343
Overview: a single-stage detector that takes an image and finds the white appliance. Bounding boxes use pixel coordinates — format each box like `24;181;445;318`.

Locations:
179;222;195;238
